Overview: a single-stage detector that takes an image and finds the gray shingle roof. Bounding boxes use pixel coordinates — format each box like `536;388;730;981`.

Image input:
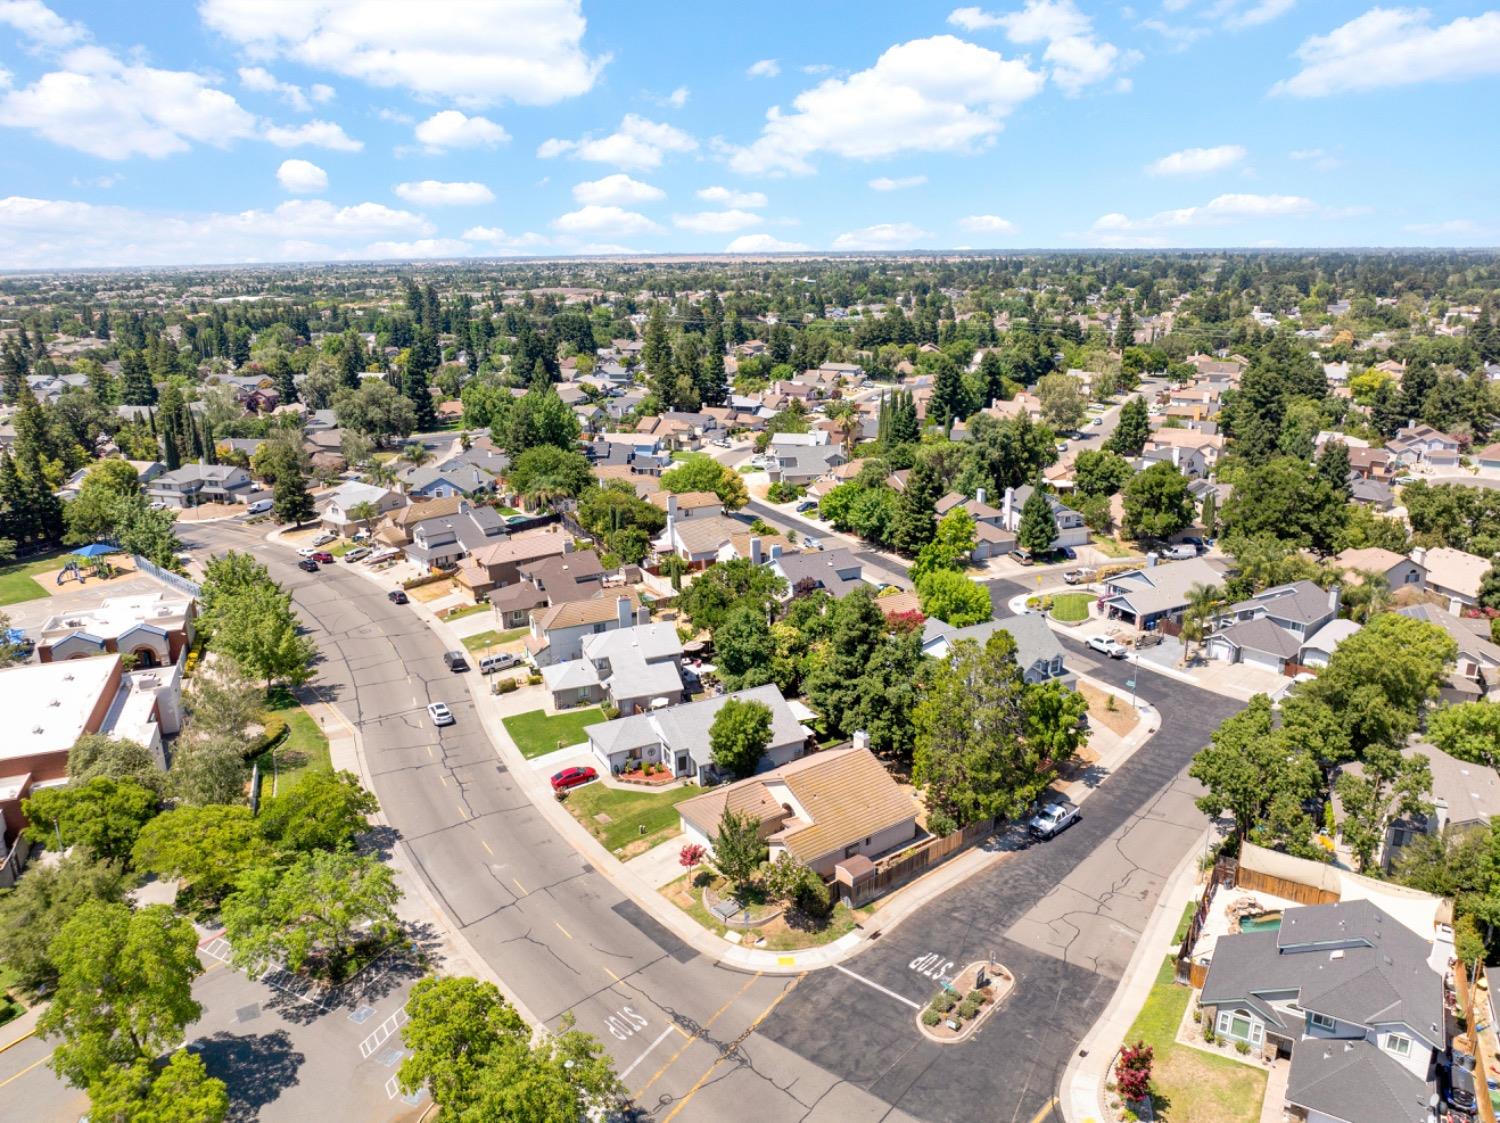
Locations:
1286;1037;1432;1123
1211;617;1302;660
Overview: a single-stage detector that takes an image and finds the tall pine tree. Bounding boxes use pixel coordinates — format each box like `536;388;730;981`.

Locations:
120;350;156;406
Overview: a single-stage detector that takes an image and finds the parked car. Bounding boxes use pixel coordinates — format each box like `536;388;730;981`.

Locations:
795;499;818;513
1179;536;1207;554
246;498;273;515
297;558;320;573
1092;416;1104;426
550;765;598;793
1086;635;1128;659
1060;546;1077;560
503;514;531;526
1447;1050;1478;1113
297;546;319;558
388;589;409;604
443;650;470;672
344;547;372;562
1028;799;1080;840
479;652;519;674
802;537;823;551
1161;544;1198;561
427;702;455;728
1063;567;1095;585
710;437;730;448
311;533;336;546
1054;441;1069;453
311;551;335;564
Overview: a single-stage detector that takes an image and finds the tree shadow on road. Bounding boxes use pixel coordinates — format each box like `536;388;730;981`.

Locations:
195;1028;305;1122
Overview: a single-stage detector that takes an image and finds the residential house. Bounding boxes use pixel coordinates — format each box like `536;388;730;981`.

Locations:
1205;581;1340;673
676;746;920;880
455;526;572;600
1101;556;1231;631
37;592;196;668
771;548;865;599
400;461;497;499
1198;899;1443;1123
584;683;809;784
1386;424;1461;468
1396;604;1500;702
485;548;602;627
935;488;1018;560
1347;446;1393;480
320;480;406;537
999;485;1090;551
375;495;465;547
1412;545;1486;610
1477;443;1500;471
653;505;793;570
767;442;846;487
525;593;647;667
1297;619;1363;668
1330;548;1426;594
146;464;256;508
541;622;684;714
403;503;505;570
1141;427;1224;478
1349;478;1395;510
647;491;722;520
57;459;164;501
920;613;1072;686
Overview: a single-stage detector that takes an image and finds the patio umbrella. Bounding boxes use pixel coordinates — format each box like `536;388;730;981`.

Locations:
70;543;117;558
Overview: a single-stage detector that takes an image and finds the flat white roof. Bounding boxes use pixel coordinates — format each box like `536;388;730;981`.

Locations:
0;655;118;761
39;592;191;641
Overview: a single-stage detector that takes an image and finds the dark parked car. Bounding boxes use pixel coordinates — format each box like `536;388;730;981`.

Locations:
1448;1050;1478;1113
550;766;598;793
442;650;469;672
297;558;320;573
388;589;409;604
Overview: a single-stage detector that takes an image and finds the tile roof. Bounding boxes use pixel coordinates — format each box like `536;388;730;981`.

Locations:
771;748;919;865
533;591;639;634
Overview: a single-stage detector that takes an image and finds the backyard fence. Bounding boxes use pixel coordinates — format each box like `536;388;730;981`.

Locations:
1174;856;1237;987
132;554;202;598
843;817;997;907
1234;866;1339;906
0;832;31;888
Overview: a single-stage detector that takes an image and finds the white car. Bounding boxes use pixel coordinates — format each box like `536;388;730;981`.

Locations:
297;546;318;558
1086;635;1128;659
427;702;455;727
1028;799;1080;840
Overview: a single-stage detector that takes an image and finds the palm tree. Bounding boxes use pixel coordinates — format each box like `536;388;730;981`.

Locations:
824;400;862;458
364;458;397;488
1179;582;1222;667
400;443;431;470
348;500;380;538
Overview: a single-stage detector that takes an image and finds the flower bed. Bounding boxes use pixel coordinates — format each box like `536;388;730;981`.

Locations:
917;961;1014;1043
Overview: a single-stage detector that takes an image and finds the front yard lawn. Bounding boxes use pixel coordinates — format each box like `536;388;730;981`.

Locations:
1090;535;1134;559
662;873;872;951
257;688;332;798
440;602;489;622
563;782;697;855
462;626;528;652
502;706;606;758
1048;592;1095;622
1124;958;1265;1123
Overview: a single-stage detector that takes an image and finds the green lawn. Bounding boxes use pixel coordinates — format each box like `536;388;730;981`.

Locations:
462;626;529;652
441;602;490;622
0;550;73;606
1090;535;1135;559
258;689;332;798
1172;900;1198;947
1124;958;1265;1123
670;450;710;463
502;707;606;758
1048;592;1096;622
564;782;698;854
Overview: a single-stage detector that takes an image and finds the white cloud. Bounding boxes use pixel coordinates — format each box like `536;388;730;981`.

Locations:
673;209;762;234
869;175;927;191
1221;0;1295;30
832;222;930;250
413;110;508;151
1272;8;1500;97
801;63;833;75
393;180;494;206
725;233;809;253
1146;143;1247;175
572;174;665;206
0;45;259;159
1091;192;1320;232
277;158;328;193
747;58;780;78
577;243;636;255
238;65;312;111
1289;146;1341;172
662;86;689;108
538;114;695;171
70;172;121;189
0;194;434;266
363;238;471;258
951;1;1130;94
262;118;362;151
947;6;1006;31
198;0;607;107
310;83;334;103
0;67;10;90
725;36;1044;175
462;226;550;252
0;0;86;47
551;204;661;238
696;185;767;208
959;213;1016;234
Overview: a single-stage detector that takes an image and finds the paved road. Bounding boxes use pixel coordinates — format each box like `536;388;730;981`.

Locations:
181;521;903;1123
744;498;912;584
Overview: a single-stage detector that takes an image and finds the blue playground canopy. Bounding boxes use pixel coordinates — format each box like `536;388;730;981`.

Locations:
71;543;116;558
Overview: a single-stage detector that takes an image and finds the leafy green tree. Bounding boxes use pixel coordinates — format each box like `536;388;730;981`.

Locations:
1106;396;1150;457
1336;744;1432;872
398;975;622;1123
1073;449;1133;498
197;550;272;633
1189;695;1321;845
132;805;267;904
85;1049;228;1123
1035;371;1086;432
209;582;316;689
678;557;786;632
1427;703;1500;768
66;735;163;794
1220;457;1347;554
916;569;992;626
911;507;976;583
331;379;417;446
63;459;142;543
660;456;748;509
709;698;773;779
505;445;593;507
575;481;665;564
842;631;927;764
1023;680;1089;767
169;734;248;806
0;854;127;992
1122;461;1195;541
762;853;830;917
710;809;764;894
713;604;776;691
1017;486;1058;554
502;385;580;455
23;778;158;864
272;462;315;527
955;412;1057;499
890;455;943;555
222;851;400;982
257;769;379;853
39;901;203;1089
1480;565;1500;612
803;588;889;736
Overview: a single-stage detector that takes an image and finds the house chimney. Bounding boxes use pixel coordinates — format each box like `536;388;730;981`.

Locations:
749;536;762;566
770;542;782;561
1411;546;1427;567
853;730;870;750
666;493;678;533
1002;487;1015;525
1327;585;1340;614
616;596;633;630
976;486;988;506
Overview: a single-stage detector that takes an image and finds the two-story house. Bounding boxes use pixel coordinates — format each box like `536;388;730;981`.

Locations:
455;526;571;600
540;621;685;714
320;480;406;537
525;593;647;667
999;485;1090;551
400;461;497;499
920;614;1073;686
1199;899;1444;1123
146;464;256;509
1387;424;1461;468
484;548;602;628
935;488;1018;560
402;503;505;570
1205;580;1340;673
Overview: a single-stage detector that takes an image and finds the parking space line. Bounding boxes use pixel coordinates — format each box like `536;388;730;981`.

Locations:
513;877;527;895
833;964;921;1010
1026;1095;1059;1123
618;1025;676;1081
480;838;494;856
358;1008;410;1059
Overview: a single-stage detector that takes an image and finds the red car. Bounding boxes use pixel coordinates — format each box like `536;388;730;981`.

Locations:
311;551;335;564
550;766;597;793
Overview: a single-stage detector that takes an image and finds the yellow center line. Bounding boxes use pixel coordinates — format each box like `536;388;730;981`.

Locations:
513;877;527;896
0;1053;51;1090
1025;1095;1060;1123
554;921;573;940
633;972;761;1098
480;839;494;857
661;974;803;1123
603;966;621;983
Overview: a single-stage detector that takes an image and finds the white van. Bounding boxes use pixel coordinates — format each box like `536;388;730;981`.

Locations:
479;652;519;675
246;499;273;515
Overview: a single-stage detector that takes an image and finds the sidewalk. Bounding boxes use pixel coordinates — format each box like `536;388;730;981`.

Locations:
1059;829;1209;1123
0;1004;43;1056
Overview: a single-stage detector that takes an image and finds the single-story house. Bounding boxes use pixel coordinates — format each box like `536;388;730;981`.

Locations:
400;462;497;499
1412;545;1487;609
1331;547;1426;593
1100;556;1230;631
771;549;865;599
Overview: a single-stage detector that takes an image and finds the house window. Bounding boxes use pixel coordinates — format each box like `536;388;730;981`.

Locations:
1385;1034;1412;1058
1215;1011;1263;1046
1308;1011;1335;1031
592;623;607;634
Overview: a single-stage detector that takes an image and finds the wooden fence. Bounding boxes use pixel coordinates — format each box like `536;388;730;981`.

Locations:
1234;866;1339;906
844;817;996;907
1457;960;1499;1123
1174;857;1236;986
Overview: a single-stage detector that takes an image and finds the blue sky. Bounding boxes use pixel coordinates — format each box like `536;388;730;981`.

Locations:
0;0;1497;267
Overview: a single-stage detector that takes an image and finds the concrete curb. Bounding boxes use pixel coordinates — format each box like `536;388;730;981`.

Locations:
1059;828;1209;1123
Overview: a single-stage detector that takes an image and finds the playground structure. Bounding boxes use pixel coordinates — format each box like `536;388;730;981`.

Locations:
55;557;115;586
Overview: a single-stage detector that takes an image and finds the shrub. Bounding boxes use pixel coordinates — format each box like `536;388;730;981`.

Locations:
1192;1008;1202;1024
600;702;620;720
497;677;518;694
1114;1040;1154;1102
966;988;988;1006
1235;1040;1250;1055
1203;1025;1216;1044
958;997;980;1020
929;991;956;1014
921;1008;942;1027
526;673;542;685
248;714;288;757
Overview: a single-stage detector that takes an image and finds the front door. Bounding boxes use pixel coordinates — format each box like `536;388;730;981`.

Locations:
676;752;690;776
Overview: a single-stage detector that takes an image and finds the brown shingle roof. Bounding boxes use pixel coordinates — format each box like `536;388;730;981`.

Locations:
771;748;918;864
533;591;639;632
